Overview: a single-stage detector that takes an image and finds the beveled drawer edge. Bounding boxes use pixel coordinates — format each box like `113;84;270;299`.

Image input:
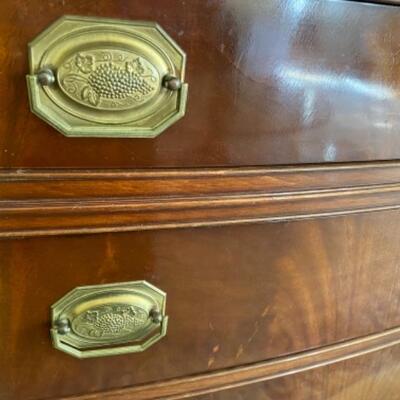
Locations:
2;162;400;238
55;325;400;400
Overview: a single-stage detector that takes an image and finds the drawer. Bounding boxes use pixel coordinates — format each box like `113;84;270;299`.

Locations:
1;211;400;400
193;343;400;400
2;0;400;169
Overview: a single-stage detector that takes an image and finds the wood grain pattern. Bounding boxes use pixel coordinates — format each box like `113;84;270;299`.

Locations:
2;0;400;168
2;162;400;200
1;0;400;399
1;163;400;238
55;326;400;400
1;182;400;238
194;344;400;400
2;211;400;399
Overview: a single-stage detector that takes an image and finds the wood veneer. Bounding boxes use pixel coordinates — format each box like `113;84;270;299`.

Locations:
56;326;400;400
194;343;400;400
1;0;400;399
1;163;400;238
2;0;400;168
2;211;400;399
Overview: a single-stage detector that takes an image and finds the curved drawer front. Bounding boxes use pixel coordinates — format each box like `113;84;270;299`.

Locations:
193;344;400;400
1;210;400;399
2;0;400;168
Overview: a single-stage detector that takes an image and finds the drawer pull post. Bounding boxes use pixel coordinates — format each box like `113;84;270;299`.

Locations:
36;68;55;86
163;75;183;91
55;318;71;335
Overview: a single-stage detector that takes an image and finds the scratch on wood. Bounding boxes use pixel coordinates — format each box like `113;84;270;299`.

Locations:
235;344;244;359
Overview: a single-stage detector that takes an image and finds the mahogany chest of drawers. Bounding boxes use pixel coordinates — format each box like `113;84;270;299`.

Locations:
2;1;400;399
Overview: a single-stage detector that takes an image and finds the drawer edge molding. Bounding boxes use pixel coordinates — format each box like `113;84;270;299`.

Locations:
55;325;400;400
2;162;400;238
1;184;400;238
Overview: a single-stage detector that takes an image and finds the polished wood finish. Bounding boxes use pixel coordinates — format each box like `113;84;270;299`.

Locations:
195;344;400;400
2;0;400;168
2;162;400;238
56;326;400;400
2;211;400;399
2;162;400;200
1;1;400;399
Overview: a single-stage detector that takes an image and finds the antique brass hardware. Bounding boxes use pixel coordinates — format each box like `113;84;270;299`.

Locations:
26;16;187;138
50;281;168;358
36;68;56;86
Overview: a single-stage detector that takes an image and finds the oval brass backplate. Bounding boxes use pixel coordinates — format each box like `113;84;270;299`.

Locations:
51;281;168;358
26;15;188;138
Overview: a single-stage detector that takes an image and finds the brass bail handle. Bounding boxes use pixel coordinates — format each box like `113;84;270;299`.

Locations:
36;68;182;92
50;281;168;358
27;16;188;138
54;308;164;335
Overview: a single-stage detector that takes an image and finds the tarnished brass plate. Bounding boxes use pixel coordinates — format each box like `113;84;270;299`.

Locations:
27;16;187;138
51;281;168;358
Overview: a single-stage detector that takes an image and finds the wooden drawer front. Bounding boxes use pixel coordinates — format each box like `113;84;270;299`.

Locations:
3;0;400;169
1;211;400;400
194;344;400;400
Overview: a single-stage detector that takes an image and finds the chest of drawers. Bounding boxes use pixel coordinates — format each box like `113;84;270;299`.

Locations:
2;1;400;399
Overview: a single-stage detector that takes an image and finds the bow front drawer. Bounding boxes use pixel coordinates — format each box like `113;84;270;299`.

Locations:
2;211;400;399
2;0;400;168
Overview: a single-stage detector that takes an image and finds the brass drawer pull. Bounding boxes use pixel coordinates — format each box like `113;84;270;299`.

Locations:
51;281;168;358
26;16;188;138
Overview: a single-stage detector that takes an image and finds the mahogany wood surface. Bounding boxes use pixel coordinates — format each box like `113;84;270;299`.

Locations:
55;326;400;400
2;211;400;399
2;162;400;200
195;344;400;400
1;0;400;168
1;0;400;399
2;162;400;238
